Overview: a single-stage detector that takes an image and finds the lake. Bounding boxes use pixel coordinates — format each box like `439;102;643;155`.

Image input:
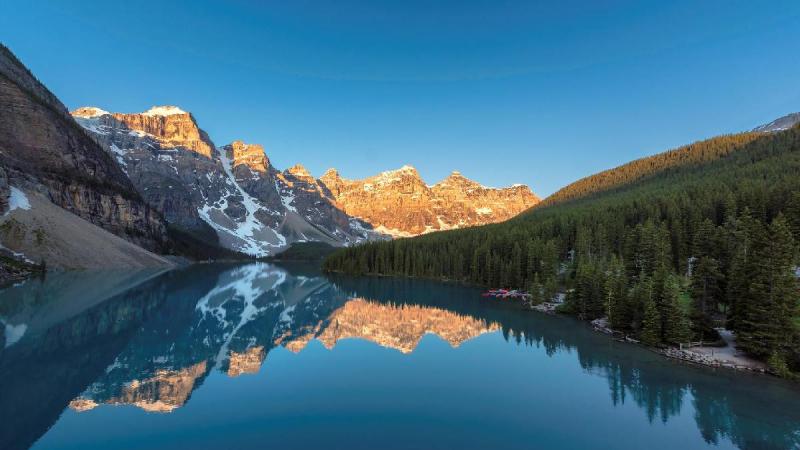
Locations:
1;263;798;450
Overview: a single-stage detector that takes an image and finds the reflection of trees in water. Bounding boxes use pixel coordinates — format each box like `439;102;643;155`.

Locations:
334;274;800;450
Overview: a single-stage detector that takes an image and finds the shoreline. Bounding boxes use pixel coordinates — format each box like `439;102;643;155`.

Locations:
525;301;771;376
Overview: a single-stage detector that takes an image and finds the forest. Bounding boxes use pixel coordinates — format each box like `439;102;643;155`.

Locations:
324;125;800;377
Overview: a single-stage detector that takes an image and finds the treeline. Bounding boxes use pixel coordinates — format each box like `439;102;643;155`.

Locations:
324;126;800;376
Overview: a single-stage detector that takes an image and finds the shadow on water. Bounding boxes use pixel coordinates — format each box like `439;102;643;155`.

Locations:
0;263;797;450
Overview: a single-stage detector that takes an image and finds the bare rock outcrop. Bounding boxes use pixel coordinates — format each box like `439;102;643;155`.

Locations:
319;166;539;236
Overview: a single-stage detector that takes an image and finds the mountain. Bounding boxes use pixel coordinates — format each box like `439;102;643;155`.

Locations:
72;106;379;256
72;105;538;252
319;165;539;236
0;44;172;271
752;112;800;133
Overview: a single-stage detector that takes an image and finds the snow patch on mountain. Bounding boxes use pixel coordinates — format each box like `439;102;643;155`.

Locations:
143;105;187;117
197;150;287;256
752;112;800;133
73;116;111;135
109;144;128;173
276;180;298;213
6;187;31;214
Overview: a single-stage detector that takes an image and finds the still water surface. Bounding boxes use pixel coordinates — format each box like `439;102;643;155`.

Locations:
0;263;798;450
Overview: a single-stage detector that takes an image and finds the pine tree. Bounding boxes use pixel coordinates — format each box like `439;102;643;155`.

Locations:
690;256;722;333
641;289;662;346
529;273;545;305
605;256;629;330
662;276;693;344
737;216;799;360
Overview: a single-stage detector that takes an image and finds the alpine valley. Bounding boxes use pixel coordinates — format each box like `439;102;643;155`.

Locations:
0;44;538;280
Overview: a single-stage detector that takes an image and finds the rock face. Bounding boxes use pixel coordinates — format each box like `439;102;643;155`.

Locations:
73;102;540;248
73;108;378;256
111;106;215;158
0;45;168;252
320;166;540;236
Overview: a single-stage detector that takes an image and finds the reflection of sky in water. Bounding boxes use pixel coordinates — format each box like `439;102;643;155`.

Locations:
0;263;798;450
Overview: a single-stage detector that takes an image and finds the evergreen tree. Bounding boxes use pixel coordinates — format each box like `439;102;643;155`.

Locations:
690;256;722;333
640;289;662;346
737;216;799;360
662;276;693;344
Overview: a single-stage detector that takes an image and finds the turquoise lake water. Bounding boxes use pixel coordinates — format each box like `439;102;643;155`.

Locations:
0;263;798;450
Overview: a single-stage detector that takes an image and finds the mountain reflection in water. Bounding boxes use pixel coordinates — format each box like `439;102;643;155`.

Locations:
0;263;798;450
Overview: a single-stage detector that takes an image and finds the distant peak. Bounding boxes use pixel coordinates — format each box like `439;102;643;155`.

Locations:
287;163;311;178
71;106;110;118
228;140;263;151
381;165;418;177
753;112;800;133
434;170;482;188
142;105;187;117
322;168;340;178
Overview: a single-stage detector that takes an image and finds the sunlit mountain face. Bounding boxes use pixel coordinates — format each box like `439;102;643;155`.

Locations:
1;264;799;450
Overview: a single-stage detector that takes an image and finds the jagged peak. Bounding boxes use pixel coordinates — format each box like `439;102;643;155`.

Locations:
380;164;419;178
225;140;269;172
71;106;110;118
226;140;264;152
287;163;311;178
142;105;188;117
322;168;340;178
433;170;482;188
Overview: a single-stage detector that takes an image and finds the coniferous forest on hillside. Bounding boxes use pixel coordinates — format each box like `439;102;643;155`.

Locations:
324;125;800;377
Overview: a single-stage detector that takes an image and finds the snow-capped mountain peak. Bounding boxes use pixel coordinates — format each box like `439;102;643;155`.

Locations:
71;106;110;118
143;105;188;117
752;112;800;133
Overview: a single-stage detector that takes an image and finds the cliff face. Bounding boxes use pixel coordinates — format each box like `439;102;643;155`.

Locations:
0;46;168;252
110;106;215;158
73;107;379;256
319;166;540;236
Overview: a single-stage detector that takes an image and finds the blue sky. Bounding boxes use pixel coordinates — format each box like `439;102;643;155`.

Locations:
3;0;799;196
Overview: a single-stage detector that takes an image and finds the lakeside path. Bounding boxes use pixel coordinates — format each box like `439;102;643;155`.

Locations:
682;329;767;371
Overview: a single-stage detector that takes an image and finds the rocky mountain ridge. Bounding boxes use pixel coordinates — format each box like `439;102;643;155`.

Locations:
72;104;539;254
320;165;540;236
72;106;379;256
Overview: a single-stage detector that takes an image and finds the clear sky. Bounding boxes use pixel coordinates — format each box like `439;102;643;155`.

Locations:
2;1;799;196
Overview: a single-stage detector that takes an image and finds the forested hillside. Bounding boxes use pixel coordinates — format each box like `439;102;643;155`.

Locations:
324;125;800;376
